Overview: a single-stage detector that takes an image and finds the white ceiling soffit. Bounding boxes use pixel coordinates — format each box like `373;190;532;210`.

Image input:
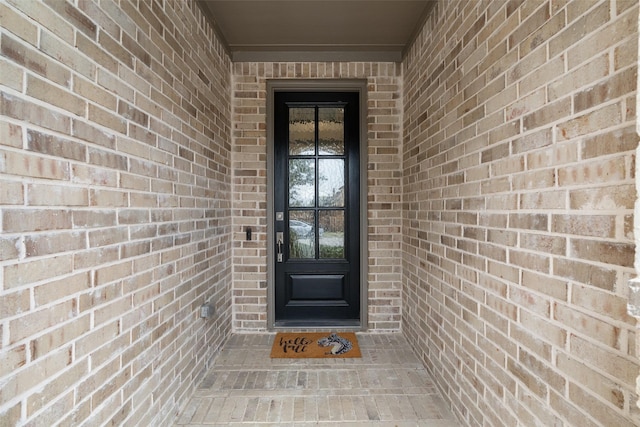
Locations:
197;0;434;62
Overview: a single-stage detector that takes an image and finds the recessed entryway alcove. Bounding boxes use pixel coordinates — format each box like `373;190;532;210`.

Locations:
0;1;638;426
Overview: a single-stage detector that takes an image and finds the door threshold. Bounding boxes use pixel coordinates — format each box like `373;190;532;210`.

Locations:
273;319;362;331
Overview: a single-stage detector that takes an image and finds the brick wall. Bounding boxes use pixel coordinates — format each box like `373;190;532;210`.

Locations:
402;0;639;425
0;1;232;425
232;62;403;331
2;0;639;425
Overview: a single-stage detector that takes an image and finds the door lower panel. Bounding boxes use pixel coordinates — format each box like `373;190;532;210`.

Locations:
289;274;347;302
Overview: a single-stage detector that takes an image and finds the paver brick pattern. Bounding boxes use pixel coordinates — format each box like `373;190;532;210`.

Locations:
175;333;459;426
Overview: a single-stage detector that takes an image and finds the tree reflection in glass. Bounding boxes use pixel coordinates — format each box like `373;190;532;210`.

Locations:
288;159;315;207
319;159;344;207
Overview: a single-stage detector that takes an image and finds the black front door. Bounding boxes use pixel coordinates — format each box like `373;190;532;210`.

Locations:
274;91;360;326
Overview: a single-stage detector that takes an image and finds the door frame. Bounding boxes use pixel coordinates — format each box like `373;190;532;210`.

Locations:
266;79;368;331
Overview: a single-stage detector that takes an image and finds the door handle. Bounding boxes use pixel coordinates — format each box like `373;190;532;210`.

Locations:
276;232;284;263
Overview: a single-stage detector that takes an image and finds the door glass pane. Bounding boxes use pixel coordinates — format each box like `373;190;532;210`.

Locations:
318;107;344;155
290;211;315;259
289;159;315;207
319;210;344;259
289;107;315;155
318;159;344;207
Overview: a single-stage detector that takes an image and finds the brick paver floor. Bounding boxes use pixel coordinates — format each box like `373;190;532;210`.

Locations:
175;333;460;426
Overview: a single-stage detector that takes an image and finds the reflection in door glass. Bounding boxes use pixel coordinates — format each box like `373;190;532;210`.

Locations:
319;159;344;207
318;108;344;155
289;108;315;155
289;159;315;207
319;210;344;259
289;211;315;259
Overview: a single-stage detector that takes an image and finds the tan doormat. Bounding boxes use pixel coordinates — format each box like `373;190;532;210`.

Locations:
270;332;361;358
